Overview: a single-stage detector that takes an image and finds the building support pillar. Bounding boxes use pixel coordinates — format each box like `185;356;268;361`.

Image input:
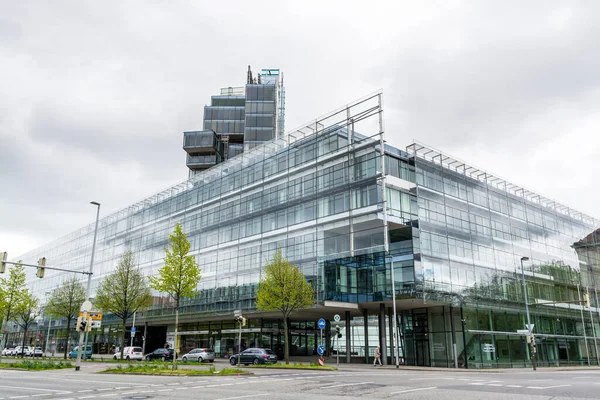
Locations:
379;303;387;365
345;311;351;363
363;309;369;364
450;306;458;368
388;308;394;365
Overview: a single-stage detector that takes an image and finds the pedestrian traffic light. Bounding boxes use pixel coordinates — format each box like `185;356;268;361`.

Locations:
0;252;7;273
36;257;46;278
335;326;342;339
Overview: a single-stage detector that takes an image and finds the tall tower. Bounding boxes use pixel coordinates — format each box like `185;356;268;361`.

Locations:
183;66;285;179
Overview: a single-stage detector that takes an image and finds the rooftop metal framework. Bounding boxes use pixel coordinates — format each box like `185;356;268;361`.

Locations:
407;142;599;227
46;92;384;248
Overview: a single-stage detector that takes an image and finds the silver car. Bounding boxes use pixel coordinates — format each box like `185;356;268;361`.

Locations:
181;348;215;363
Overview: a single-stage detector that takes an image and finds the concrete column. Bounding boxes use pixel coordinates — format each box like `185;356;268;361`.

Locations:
345;311;351;363
379;303;387;365
363;309;369;364
388;308;394;365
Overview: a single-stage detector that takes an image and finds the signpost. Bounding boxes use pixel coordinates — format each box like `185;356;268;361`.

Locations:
317;318;326;365
333;314;341;322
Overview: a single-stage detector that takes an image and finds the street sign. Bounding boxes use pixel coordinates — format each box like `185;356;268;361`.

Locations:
317;345;325;355
91;321;101;329
526;324;535;332
318;357;325;366
79;312;102;321
131;327;136;334
80;300;92;312
517;329;529;335
333;314;341;322
317;318;326;329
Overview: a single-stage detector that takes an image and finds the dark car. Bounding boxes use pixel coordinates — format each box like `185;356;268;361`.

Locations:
229;348;277;366
145;348;176;361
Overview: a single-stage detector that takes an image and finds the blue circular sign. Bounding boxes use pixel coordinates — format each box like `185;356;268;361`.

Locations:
317;318;326;329
317;345;325;355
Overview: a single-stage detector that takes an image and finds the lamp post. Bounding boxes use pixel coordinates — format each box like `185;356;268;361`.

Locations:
75;201;100;371
44;291;51;357
520;256;536;371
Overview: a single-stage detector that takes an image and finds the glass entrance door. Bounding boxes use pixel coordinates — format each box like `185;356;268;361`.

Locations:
416;339;430;366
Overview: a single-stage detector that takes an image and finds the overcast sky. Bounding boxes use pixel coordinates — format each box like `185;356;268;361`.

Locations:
1;1;599;257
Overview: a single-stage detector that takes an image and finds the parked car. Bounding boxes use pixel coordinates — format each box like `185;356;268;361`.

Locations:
145;348;175;361
113;346;143;361
1;347;15;356
68;345;93;359
181;348;215;363
14;346;31;357
229;348;277;366
28;347;43;357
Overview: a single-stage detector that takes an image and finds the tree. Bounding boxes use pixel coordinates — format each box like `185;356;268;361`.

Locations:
256;249;314;364
95;251;153;361
15;293;39;358
0;262;28;352
149;223;201;370
45;276;86;359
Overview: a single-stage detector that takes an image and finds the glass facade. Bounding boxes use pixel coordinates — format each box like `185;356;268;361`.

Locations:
12;94;600;369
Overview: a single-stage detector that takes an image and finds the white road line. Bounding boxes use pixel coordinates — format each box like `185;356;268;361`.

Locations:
0;385;70;394
527;385;571;390
390;386;437;395
488;384;503;387
97;394;116;397
410;377;435;381
214;394;267;400
320;382;373;389
77;390;93;393
506;385;522;388
157;388;172;392
79;396;95;399
97;388;111;391
9;396;29;399
31;395;51;398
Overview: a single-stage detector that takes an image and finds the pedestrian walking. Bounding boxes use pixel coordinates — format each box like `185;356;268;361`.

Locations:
373;345;382;366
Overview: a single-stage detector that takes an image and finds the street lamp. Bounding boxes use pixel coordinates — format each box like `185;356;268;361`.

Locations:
520;256;536;371
75;201;101;371
44;291;51;357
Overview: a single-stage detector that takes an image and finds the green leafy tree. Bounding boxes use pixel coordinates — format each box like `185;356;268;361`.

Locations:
95;251;153;361
15;293;39;358
0;262;28;352
256;249;315;364
45;277;86;359
149;223;201;370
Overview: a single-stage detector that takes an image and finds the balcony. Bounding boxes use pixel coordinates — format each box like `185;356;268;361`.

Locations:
186;154;218;170
183;131;220;154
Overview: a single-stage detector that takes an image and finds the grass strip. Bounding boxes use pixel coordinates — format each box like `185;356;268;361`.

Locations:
100;364;249;376
0;360;74;370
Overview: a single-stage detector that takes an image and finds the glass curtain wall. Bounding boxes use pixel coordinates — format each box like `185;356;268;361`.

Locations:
408;143;600;368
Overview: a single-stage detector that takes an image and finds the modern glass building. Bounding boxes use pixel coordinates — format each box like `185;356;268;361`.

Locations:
184;66;285;178
10;92;600;368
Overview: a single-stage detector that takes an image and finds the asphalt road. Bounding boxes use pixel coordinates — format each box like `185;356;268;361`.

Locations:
1;361;600;399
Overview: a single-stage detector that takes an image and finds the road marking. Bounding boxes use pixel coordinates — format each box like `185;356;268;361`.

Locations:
488;384;503;387
79;396;95;399
506;385;522;388
31;396;51;398
214;394;267;400
157;388;172;392
9;396;29;399
97;388;111;391
77;390;93;393
527;385;571;390
410;377;435;381
390;387;437;395
0;385;70;394
320;382;373;389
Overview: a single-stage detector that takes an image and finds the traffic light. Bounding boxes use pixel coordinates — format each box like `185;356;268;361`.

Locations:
584;293;591;308
85;317;93;332
236;316;247;326
335;326;342;339
36;257;46;278
0;252;7;273
77;316;87;332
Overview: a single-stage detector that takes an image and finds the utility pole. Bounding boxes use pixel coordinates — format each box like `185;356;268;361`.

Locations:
520;257;536;371
75;202;101;371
